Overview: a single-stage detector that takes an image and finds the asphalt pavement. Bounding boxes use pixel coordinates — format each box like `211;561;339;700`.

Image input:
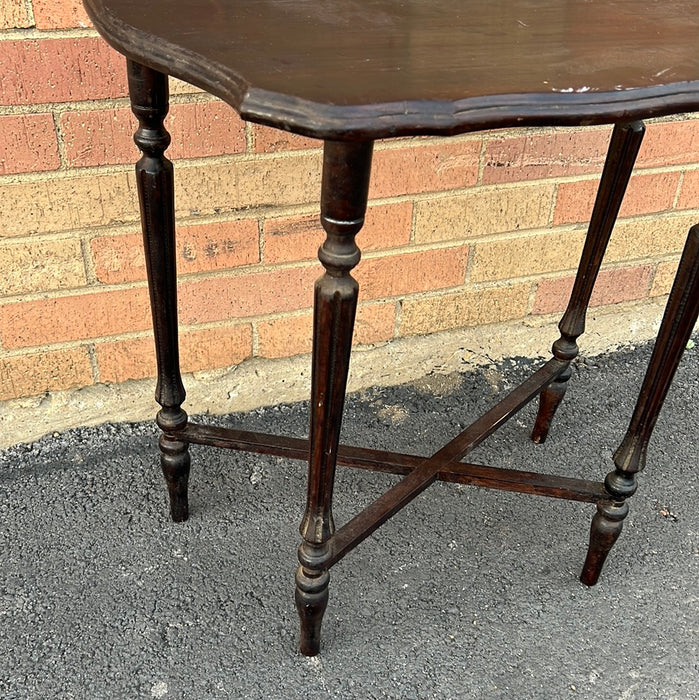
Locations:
1;340;697;699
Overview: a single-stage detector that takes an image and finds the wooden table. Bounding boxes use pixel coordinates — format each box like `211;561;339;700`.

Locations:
83;0;699;655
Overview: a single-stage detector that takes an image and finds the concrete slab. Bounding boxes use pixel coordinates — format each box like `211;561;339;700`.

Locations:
0;297;676;449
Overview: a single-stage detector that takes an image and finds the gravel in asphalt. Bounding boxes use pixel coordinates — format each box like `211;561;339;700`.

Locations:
1;341;697;699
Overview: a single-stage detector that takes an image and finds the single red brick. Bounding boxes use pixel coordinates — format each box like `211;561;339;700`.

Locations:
33;0;92;29
0;237;86;296
91;219;260;284
90;234;144;285
0;347;94;401
483;128;610;184
554;172;681;225
616;171;682;218
262;216;322;265
179;324;253;373
61;101;245;168
96;335;157;384
0;114;60;175
178;265;319;324
257;303;395;358
369;140;480;198
256;314;312;358
252;125;320;153
649;260;681;297
532;265;654;314
677;170;699;210
355;245;469;300
0;288;151;349
588;265;653;305
0;38;127;106
353;302;396;345
0;0;31;30
96;324;252;383
638;119;699;167
263;202;412;264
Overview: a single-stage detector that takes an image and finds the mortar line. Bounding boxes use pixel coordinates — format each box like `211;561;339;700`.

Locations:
0;27;97;40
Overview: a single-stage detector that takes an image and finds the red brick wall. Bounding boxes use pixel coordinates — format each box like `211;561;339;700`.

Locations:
0;2;697;402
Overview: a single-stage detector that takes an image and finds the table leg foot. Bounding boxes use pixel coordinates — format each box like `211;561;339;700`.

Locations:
158;429;190;522
157;407;190;521
531;365;571;443
581;469;636;585
158;432;190;522
580;498;630;586
295;564;330;656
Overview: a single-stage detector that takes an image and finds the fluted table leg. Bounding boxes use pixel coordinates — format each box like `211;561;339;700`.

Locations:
532;121;645;443
581;224;699;585
296;140;373;656
128;60;190;522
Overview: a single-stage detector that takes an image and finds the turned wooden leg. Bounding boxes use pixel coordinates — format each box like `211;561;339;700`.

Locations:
580;471;635;585
296;140;373;656
530;365;572;444
128;60;190;522
581;225;699;585
532;121;645;443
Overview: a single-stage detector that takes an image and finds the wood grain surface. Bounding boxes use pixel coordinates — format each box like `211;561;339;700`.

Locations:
84;0;699;137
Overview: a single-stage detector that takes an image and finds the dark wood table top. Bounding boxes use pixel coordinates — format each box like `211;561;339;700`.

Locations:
84;0;699;139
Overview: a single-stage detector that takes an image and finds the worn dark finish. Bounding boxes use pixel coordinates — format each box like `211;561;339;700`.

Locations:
532;121;645;443
580;471;637;586
180;423;607;503
85;0;699;139
580;499;631;587
296;141;373;655
127;61;190;522
581;225;699;585
87;0;699;655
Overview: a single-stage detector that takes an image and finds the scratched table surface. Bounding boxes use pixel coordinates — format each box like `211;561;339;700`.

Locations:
84;0;699;137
